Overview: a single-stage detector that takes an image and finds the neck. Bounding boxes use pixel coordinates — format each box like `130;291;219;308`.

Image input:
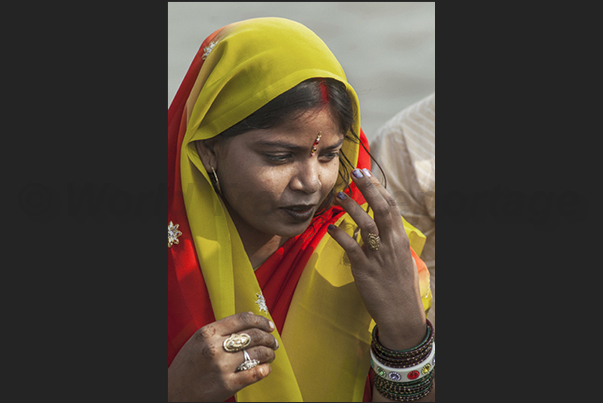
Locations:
225;204;289;270
248;235;288;270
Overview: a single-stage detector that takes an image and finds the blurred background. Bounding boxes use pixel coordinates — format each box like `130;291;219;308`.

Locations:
168;2;435;142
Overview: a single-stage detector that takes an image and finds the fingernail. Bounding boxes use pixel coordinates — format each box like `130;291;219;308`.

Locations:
352;169;363;179
275;339;279;349
328;224;336;231
337;191;347;200
269;321;275;331
362;168;372;178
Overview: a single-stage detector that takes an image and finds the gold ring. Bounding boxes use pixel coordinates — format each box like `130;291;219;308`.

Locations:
366;233;381;251
223;333;251;352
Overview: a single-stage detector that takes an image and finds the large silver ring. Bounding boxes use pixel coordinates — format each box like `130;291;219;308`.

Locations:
236;349;260;372
223;333;251;352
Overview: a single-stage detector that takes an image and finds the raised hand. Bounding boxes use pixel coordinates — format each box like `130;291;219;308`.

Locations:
327;168;426;350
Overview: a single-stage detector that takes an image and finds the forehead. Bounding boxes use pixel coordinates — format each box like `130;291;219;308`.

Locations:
249;107;343;142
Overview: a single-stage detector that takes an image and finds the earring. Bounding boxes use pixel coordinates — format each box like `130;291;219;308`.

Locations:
210;166;222;195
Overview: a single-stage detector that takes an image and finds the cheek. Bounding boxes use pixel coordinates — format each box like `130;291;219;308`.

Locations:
321;162;341;191
229;169;287;206
262;169;286;187
255;169;291;198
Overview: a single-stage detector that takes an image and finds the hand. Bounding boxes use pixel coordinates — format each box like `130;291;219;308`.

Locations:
327;168;426;350
168;312;279;402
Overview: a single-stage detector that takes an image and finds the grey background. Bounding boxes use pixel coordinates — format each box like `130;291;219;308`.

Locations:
168;2;435;142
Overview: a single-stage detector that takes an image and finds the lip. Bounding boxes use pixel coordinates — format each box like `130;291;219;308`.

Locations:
280;205;317;223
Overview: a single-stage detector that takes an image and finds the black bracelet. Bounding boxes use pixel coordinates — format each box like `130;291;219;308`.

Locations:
372;320;434;358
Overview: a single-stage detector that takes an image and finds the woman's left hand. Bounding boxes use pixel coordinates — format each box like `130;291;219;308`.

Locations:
327;168;426;350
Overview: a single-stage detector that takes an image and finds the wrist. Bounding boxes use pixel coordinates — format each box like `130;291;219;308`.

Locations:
377;317;426;351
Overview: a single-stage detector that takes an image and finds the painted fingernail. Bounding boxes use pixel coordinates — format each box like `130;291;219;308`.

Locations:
275;338;279;349
328;224;336;230
337;191;347;200
352;169;363;179
268;321;275;331
362;168;372;178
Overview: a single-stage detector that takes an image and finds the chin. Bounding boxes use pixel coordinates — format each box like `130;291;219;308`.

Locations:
270;221;313;238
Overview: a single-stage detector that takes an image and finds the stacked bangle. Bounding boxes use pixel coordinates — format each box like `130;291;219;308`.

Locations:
374;369;435;393
370;320;435;401
370;343;435;382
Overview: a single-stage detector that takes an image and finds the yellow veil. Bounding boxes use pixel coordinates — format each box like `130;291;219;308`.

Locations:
177;17;431;401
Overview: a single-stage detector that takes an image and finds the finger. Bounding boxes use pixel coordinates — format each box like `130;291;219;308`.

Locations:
362;168;400;212
362;169;411;246
229;363;272;389
350;168;396;231
239;328;279;351
217;312;275;337
327;223;368;265
363;168;401;213
334;191;379;242
244;345;277;364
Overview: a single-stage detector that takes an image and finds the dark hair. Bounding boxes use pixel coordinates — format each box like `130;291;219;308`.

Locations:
215;78;385;215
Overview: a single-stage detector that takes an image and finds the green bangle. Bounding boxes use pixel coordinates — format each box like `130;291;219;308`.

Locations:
376;377;434;402
372;320;433;356
372;343;434;368
377;387;433;402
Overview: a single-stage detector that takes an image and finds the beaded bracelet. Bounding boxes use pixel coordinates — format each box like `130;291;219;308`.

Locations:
371;342;435;383
377;378;434;402
378;379;434;398
372;320;434;359
374;370;435;400
370;320;435;400
371;320;434;370
371;343;433;368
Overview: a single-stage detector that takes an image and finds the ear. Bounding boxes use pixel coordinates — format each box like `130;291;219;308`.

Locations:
195;139;218;173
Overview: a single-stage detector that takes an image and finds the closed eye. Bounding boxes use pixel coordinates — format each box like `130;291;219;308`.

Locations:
264;153;293;163
319;152;340;162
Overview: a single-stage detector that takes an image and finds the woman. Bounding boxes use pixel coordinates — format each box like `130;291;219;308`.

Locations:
168;18;434;402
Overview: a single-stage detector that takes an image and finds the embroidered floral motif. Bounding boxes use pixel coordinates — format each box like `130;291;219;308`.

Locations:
255;292;268;314
168;221;182;248
202;41;217;60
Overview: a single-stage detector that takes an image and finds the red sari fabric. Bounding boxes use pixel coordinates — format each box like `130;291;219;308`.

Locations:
168;29;375;400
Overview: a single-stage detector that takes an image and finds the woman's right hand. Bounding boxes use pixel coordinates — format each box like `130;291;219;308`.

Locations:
168;312;279;402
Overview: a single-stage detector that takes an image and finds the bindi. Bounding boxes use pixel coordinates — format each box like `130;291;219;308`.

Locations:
310;131;322;157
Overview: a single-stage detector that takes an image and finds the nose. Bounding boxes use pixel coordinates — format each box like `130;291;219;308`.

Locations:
289;160;322;194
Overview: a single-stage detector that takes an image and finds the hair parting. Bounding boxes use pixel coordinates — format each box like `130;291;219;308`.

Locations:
318;78;330;106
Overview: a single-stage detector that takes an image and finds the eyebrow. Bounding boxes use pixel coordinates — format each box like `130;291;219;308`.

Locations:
254;138;345;151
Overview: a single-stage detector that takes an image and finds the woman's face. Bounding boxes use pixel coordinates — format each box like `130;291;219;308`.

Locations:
197;107;344;240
